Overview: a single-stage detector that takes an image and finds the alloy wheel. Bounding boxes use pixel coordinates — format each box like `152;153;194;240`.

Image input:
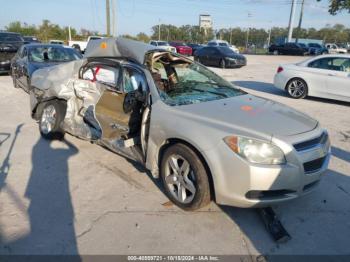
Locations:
40;105;57;135
164;154;196;204
287;79;306;98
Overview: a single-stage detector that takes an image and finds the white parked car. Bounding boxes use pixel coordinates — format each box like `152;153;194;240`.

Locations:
274;54;350;102
207;40;240;54
149;40;176;53
325;43;348;54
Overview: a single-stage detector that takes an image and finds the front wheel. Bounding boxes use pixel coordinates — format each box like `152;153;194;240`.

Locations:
160;143;211;211
286;78;308;99
219;59;226;69
39;100;66;140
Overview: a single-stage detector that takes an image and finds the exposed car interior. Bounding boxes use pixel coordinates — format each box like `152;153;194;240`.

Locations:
146;51;244;106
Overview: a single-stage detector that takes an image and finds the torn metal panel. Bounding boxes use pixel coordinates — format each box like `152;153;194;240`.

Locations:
84;37;161;65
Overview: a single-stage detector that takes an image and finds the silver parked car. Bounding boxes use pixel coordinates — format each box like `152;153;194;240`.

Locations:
29;38;331;210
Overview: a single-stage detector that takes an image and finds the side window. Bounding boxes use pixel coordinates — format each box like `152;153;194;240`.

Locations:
309;58;349;72
123;67;147;93
83;65;120;88
150;41;156;46
331;58;350;72
309;58;331;70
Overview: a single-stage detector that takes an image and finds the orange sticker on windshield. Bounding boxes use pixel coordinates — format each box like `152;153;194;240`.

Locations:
241;105;253;111
100;42;107;49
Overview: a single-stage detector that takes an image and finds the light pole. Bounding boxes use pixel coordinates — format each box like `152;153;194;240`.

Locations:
158;19;161;41
287;0;297;42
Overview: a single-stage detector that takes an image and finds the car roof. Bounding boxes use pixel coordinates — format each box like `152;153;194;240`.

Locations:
85;37;161;64
313;54;350;58
0;31;21;35
24;43;71;49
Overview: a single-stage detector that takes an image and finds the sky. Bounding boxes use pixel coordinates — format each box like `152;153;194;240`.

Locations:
0;0;349;35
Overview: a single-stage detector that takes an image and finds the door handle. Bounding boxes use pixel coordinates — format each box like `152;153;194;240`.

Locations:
328;73;336;76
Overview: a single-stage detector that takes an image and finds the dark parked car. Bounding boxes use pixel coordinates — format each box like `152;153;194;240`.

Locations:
186;43;203;56
0;32;24;74
194;46;247;68
307;43;328;55
11;44;82;92
269;43;309;56
169;42;192;56
23;36;41;44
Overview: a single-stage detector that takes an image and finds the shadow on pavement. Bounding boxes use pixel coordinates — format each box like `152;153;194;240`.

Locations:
1;137;81;259
332;146;350;163
0;124;23;193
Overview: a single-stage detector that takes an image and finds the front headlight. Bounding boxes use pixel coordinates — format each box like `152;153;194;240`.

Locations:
223;136;286;165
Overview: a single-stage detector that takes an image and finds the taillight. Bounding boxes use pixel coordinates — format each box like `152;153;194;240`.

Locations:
277;66;283;73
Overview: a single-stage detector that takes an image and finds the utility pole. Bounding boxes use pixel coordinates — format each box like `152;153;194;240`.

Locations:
158;19;161;41
106;0;111;36
246;28;250;49
267;27;272;48
296;0;305;43
68;26;72;42
111;0;116;37
287;0;297;42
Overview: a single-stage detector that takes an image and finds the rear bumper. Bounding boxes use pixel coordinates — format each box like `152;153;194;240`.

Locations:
273;73;288;91
177;49;192;56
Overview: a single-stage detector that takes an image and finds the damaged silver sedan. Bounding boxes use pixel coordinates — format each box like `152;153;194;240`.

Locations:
29;38;331;210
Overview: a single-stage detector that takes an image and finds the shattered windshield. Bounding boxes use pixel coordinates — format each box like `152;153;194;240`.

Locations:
150;55;245;106
29;47;82;62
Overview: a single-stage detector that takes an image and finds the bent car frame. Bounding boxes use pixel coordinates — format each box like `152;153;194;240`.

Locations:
29;38;331;210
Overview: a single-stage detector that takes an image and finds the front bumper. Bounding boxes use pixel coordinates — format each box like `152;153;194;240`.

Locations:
0;60;11;73
204;128;330;208
226;58;247;68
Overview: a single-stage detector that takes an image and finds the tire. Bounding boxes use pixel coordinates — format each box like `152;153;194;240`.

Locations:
220;59;226;69
160;143;211;211
39;100;66;140
12;76;18;88
286;78;308;99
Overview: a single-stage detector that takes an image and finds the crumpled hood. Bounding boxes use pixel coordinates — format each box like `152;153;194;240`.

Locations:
176;94;318;137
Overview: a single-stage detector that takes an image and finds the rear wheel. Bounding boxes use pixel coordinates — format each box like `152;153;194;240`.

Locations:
286;78;308;99
160;143;211;211
39;100;66;140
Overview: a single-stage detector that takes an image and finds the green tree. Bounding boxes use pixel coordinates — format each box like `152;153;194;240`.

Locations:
318;0;350;15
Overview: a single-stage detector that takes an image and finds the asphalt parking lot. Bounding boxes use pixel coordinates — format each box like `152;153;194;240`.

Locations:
0;55;349;259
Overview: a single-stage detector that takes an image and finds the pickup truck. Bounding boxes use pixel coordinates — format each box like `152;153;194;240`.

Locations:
325;43;348;54
69;36;104;53
269;43;309;56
